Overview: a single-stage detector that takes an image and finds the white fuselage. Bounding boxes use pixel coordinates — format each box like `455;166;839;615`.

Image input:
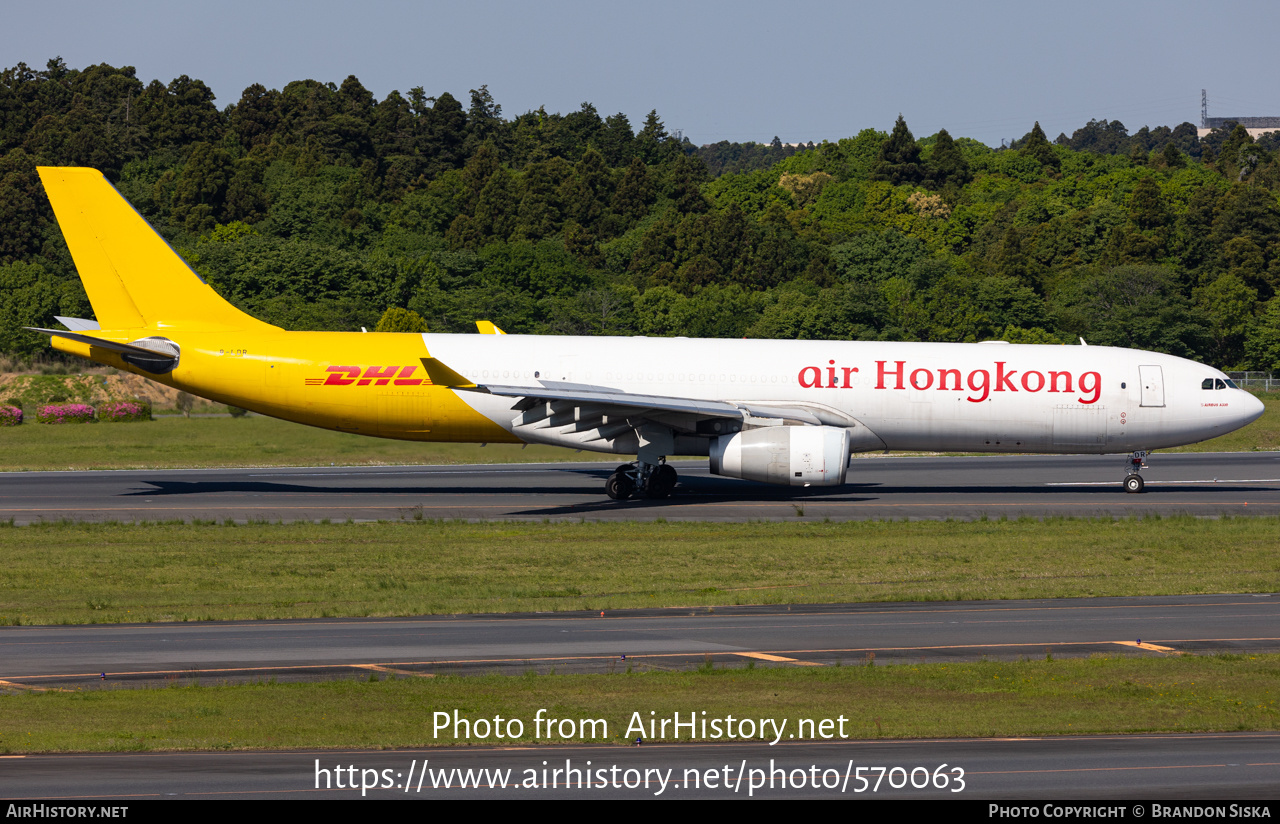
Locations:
424;336;1264;456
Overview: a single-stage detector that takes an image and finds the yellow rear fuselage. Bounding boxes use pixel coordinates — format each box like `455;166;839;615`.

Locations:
51;330;517;443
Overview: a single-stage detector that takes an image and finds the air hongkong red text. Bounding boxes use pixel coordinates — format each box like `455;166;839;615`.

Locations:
797;360;1102;404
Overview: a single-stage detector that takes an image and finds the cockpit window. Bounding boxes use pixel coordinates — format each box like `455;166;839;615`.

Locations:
1215;378;1227;390
1202;378;1214;390
1224;378;1239;389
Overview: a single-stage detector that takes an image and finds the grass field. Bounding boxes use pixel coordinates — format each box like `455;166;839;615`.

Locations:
1;517;1276;625
0;394;1275;472
0;414;616;471
2;655;1275;752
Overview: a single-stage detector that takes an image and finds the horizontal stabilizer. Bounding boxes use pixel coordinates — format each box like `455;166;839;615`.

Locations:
55;316;101;331
25;328;179;374
26;328;169;358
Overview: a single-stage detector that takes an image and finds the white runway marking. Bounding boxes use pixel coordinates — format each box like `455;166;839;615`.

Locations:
1047;479;1280;486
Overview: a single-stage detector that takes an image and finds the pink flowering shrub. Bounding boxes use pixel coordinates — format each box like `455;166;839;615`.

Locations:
36;403;95;424
98;400;152;423
0;405;22;426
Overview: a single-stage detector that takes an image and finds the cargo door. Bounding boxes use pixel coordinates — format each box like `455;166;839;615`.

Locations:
376;391;432;438
1052;405;1107;452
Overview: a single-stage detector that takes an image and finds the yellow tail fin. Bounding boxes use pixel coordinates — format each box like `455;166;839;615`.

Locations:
38;167;276;332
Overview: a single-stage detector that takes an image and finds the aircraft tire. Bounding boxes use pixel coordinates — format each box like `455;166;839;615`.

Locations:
606;472;635;501
645;464;678;499
1124;474;1144;494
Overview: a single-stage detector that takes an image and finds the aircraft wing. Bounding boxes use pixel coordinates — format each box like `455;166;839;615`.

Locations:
417;354;873;452
483;381;847;425
482;381;832;449
481;381;772;419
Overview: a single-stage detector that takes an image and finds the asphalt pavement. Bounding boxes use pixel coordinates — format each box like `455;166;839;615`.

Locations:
1;452;1278;523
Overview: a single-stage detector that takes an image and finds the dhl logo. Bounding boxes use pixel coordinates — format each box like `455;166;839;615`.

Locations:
304;365;428;387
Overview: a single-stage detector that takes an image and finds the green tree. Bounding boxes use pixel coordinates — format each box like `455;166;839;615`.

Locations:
989;226;1033;284
598;112;635;166
611;157;655;221
830;231;929;283
1019;122;1058;169
1131;179;1172;231
636;110;677;165
563;101;603;150
166;141;233;232
471;166;520;242
138;75;223;153
560;147;613;231
871;115;924;186
0;149;44;263
425;91;467;175
1215;124;1258;182
464;85;505;157
665;153;710;214
223;156;269;223
228;83;280;149
0;262;62;354
512;157;570;241
457;141;501;213
1160;142;1187;169
926;128;971;193
1197;272;1258;367
374;306;429;332
1055;265;1210;358
1244;296;1280;370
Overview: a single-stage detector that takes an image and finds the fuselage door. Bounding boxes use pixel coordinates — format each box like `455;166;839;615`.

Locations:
1138;365;1165;408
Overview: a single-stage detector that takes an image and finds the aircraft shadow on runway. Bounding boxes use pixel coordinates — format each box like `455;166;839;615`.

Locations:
117;476;1278;507
505;486;1271;517
116;476;874;502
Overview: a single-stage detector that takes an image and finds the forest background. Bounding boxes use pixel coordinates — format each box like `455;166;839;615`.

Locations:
3;59;1280;372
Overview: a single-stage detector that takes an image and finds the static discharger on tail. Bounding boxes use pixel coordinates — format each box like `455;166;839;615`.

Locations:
26;167;1266;500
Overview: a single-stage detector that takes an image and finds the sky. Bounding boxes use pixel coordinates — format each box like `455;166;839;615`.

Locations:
4;0;1278;148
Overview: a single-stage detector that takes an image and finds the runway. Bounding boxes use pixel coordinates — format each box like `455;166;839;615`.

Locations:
4;734;1279;799
3;595;1276;688
1;452;1279;523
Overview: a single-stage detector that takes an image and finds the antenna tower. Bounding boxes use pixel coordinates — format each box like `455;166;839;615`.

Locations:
1201;89;1208;128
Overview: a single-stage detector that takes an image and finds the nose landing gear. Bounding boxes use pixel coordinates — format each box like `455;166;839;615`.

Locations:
1123;451;1149;493
605;459;678;500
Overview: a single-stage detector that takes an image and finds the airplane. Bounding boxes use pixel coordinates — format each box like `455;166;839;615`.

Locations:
26;166;1266;500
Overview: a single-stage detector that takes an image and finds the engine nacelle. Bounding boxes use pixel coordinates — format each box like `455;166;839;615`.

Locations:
710;425;851;486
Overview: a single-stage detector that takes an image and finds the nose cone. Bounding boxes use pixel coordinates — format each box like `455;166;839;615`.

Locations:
1239;392;1266;428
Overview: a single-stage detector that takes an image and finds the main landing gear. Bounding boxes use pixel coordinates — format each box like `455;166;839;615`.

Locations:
1123;451;1149;494
605;459;677;500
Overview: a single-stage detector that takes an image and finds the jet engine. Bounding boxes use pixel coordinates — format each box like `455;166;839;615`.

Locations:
709;425;851;486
